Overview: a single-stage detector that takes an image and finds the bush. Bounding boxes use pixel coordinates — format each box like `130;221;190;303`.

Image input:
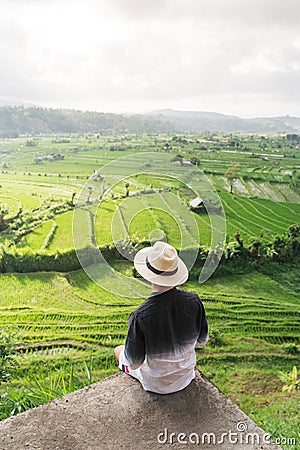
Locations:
0;355;98;419
0;244;123;273
208;328;224;347
0;226;299;274
0;329;20;383
278;366;299;393
0;387;37;419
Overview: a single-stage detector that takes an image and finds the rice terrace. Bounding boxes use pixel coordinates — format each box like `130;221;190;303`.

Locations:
0;127;299;448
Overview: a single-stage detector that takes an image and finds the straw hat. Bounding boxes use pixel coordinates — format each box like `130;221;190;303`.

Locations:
134;241;188;286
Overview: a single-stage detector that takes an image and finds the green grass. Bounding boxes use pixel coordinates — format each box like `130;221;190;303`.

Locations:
0;267;299;447
1;134;299;253
198;360;299;449
9;188;299;252
94;201;117;245
218;190;300;242
0;267;298;345
18;220;54;250
16;194;41;210
0;195;19;217
1;133;300;447
47;211;75;251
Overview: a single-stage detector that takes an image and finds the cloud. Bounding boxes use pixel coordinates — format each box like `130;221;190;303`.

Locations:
107;0;300;28
0;0;299;116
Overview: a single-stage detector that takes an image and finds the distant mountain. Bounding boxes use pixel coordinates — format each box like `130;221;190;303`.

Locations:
149;109;300;133
0;106;174;135
0;106;300;135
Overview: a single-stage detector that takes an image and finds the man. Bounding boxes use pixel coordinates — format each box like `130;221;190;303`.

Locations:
114;241;208;394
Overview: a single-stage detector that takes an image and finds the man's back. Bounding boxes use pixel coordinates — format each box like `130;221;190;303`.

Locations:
124;288;208;394
114;241;209;394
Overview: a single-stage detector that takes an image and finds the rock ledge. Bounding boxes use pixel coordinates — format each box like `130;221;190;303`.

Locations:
0;370;282;449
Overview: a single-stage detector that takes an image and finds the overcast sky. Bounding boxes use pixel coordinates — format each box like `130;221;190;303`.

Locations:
1;0;300;117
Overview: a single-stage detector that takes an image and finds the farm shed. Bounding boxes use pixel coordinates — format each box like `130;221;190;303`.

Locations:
171;156;194;166
189;196;204;208
91;170;103;181
182;160;193;166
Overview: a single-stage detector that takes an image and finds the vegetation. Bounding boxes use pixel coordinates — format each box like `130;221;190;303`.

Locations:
225;162;240;194
0;329;19;384
278;366;299;393
0;131;299;448
1;106;300;135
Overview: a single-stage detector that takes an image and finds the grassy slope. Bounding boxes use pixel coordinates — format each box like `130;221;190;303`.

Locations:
2;139;299;252
1;135;299;447
12;190;300;251
0;264;299;447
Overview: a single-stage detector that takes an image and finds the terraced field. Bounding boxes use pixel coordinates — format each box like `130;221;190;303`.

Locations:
215;175;300;204
0;266;298;359
1;264;299;444
11;186;300;253
19;220;55;250
1;133;299;254
1;133;299;448
219;190;300;240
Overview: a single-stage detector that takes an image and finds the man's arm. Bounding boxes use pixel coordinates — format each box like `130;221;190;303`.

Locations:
195;300;209;348
124;313;145;369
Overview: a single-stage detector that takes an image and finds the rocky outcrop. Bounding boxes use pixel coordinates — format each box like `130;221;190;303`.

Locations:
0;370;282;450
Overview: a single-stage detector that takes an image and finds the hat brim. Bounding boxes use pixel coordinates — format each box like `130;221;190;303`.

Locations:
134;247;189;287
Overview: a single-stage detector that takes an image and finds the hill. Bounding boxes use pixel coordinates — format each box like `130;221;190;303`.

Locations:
1;106;300;135
150;109;300;133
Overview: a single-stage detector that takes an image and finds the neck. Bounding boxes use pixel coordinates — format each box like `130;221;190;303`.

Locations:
151;284;174;293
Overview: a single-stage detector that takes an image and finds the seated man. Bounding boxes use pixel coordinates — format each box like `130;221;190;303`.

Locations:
114;241;209;394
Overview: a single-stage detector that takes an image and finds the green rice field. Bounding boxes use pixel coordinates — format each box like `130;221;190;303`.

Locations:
0;132;299;448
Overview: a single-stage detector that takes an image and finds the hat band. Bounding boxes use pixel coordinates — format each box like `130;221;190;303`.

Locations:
146;256;178;276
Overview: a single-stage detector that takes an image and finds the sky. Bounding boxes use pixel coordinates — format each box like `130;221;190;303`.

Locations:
0;0;300;118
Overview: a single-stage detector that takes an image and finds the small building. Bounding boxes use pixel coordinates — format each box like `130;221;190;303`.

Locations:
92;170;103;182
182;160;193;166
171;156;194;167
189;196;204;209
